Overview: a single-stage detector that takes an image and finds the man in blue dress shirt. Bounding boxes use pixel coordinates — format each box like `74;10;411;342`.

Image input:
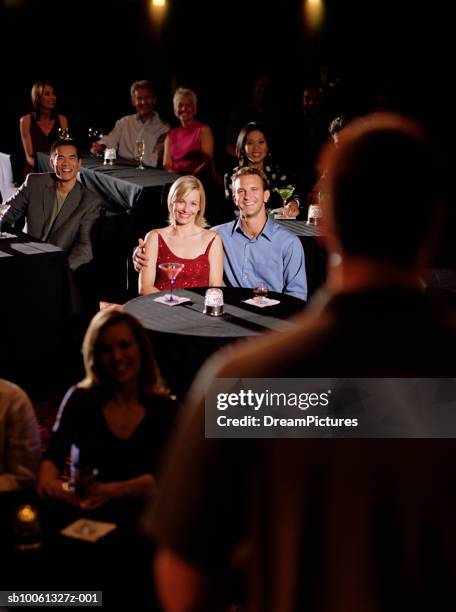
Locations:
214;167;307;301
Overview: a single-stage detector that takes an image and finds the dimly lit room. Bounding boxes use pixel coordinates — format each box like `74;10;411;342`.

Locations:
1;1;456;610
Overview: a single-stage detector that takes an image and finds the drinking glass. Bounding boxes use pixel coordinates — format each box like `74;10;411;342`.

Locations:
307;192;323;225
88;126;103;155
0;203;9;237
158;262;185;303
14;504;42;550
252;282;269;305
74;467;99;500
135;139;145;170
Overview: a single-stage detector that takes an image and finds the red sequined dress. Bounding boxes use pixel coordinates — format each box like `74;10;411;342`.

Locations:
155;233;216;290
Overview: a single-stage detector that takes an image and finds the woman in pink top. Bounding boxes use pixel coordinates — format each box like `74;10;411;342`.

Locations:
163;88;215;179
138;176;223;295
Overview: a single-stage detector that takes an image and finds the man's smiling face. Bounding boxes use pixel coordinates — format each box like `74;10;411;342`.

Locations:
233;173;270;220
50;144;81;182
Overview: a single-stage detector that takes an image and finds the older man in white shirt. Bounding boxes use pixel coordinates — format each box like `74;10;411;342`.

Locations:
91;80;169;168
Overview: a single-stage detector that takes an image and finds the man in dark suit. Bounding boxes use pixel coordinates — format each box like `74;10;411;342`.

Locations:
149;114;456;611
0;139;102;270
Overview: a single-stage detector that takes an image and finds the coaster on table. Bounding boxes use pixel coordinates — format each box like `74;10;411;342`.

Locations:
243;297;280;308
154;294;190;306
61;518;116;543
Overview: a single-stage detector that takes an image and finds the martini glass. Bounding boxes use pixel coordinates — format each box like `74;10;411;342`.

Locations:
274;186;295;216
158;262;184;303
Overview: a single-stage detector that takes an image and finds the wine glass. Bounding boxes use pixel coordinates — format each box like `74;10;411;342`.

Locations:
158;262;185;303
135;139;145;170
252;282;269;305
88;126;103;154
58;127;70;140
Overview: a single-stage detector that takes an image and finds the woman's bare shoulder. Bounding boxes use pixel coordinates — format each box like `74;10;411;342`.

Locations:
20;113;32;126
145;228;159;242
202;228;221;246
146;226;171;241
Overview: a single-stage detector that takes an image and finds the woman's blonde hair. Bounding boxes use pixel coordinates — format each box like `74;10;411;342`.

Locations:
167;175;207;227
79;309;169;397
31;80;57;119
173;87;197;112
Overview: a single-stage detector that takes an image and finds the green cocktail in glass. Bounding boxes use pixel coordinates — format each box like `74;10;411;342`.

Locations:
275;187;295;205
273;186;299;218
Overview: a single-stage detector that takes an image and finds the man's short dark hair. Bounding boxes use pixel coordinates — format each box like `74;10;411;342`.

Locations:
50;138;81;159
323;113;441;266
231;166;270;192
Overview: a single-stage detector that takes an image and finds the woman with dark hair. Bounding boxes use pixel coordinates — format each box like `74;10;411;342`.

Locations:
20;80;69;175
224;121;300;217
37;310;176;510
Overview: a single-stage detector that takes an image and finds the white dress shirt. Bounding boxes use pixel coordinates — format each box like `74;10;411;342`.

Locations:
100;113;169;168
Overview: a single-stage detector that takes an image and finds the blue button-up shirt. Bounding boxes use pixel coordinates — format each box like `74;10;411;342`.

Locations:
214;217;307;301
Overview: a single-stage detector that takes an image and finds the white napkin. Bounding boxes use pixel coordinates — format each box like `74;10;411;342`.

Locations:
154;294;190;306
274;215;297;220
243;297;280;308
61;518;116;542
27;241;63;253
0;250;12;257
0;232;16;239
10;241;62;255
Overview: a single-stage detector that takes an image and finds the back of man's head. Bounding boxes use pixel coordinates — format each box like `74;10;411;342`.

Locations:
323;113;441;267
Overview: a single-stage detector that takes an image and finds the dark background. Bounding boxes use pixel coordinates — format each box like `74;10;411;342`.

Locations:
2;0;454;143
2;0;455;238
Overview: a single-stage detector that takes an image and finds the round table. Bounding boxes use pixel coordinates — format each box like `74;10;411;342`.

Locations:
124;287;305;398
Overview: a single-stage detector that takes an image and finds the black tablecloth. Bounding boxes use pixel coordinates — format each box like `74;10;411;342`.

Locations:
275;218;327;296
36;152;179;215
124;287;305;398
0;233;79;388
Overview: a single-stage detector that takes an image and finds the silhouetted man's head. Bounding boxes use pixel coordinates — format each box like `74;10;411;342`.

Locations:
322;113;441;267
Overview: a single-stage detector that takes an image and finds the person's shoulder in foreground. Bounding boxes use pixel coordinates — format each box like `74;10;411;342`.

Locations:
0;378;41;492
148;112;456;612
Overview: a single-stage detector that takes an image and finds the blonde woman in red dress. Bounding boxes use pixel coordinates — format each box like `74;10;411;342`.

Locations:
138;175;223;295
